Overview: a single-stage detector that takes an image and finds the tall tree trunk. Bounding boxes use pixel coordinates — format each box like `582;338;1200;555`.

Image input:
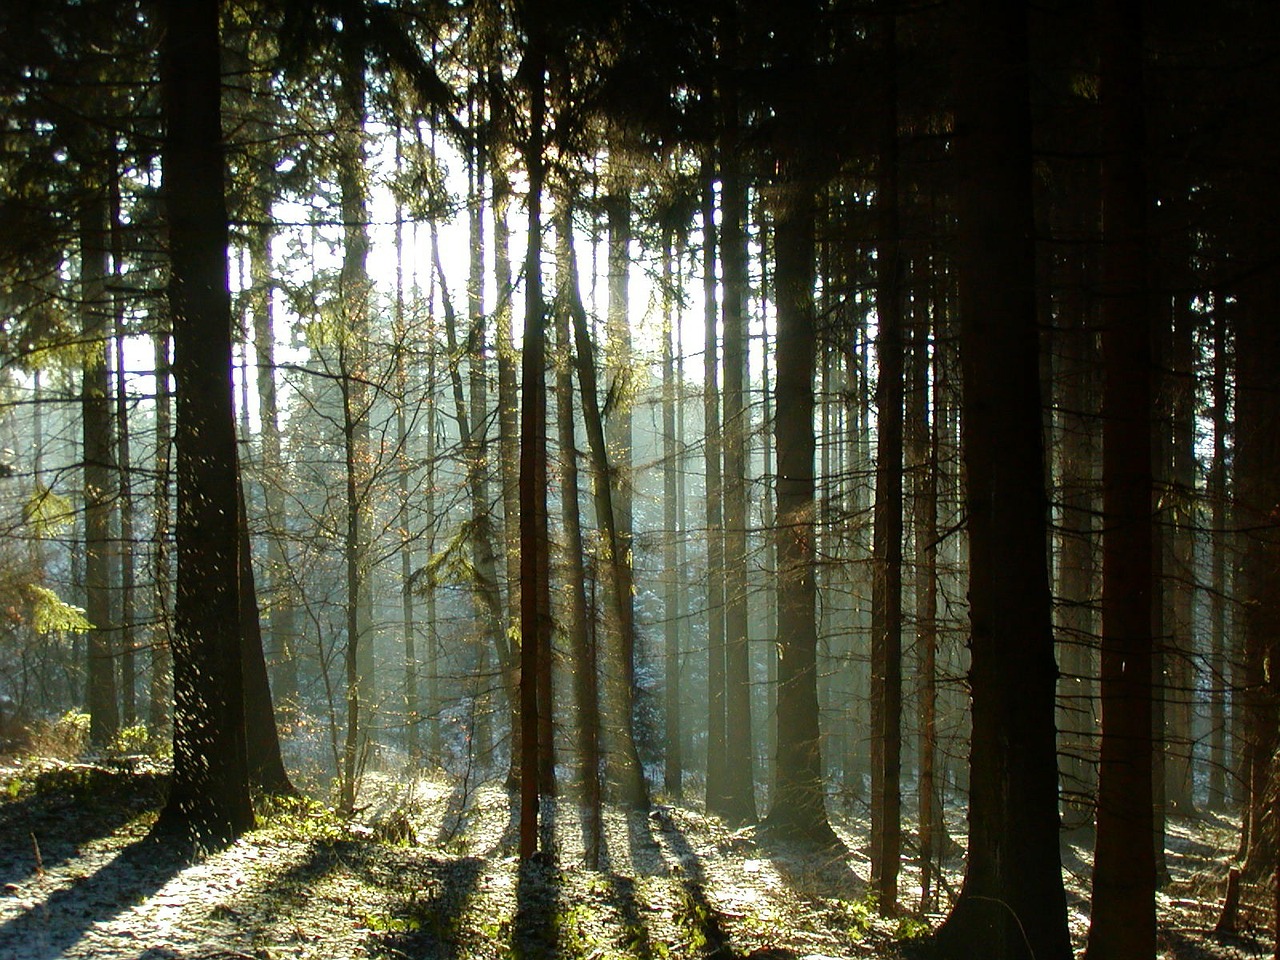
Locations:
869;8;904;912
555;201;602;864
721;143;758;826
150;330;173;735
336;2;375;756
760;175;837;849
661;227;683;801
518;41;550;859
702;165;728;813
1085;0;1157;955
156;0;254;844
81;181;118;746
250;222;298;720
1165;294;1197;815
564;216;649;811
432;223;518;780
1235;271;1279;878
936;1;1070;956
1056;222;1100;828
111;169;137;730
908;280;940;913
1206;310;1229;810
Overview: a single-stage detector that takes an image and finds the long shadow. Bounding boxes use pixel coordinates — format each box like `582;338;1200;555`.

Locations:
0;766;166;887
511;855;561;960
362;852;487;960
0;831;187;959
646;807;738;960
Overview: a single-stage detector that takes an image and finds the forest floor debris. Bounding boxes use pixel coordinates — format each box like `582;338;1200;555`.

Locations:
0;760;1272;960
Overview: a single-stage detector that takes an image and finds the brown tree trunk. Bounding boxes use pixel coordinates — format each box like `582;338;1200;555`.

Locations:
721;143;758;826
155;0;254;844
760;176;838;849
565;219;649;811
555;200;603;864
869;8;904;912
517;43;550;858
702;163;728;815
936;1;1070;956
661;226;683;801
1085;0;1157;955
81;182;118;747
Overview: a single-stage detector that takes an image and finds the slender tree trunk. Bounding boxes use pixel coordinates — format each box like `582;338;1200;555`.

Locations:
908;284;939;913
936;2;1070;956
1165;294;1197;815
1206;311;1229;810
336;5;375;754
340;364;362;816
702;165;728;814
150;330;173;735
760;172;838;849
432;224;518;780
518;41;549;859
250;222;298;720
81;182;118;746
661;227;683;801
156;0;254;844
721;145;758;825
1057;226;1100;828
1235;270;1279;878
869;8;904;911
1085;1;1157;955
555;201;602;864
565;219;649;811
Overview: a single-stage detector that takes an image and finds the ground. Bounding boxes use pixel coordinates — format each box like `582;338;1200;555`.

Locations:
0;760;1273;960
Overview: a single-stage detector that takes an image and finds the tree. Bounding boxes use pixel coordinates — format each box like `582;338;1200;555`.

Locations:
868;5;904;913
154;0;254;845
934;0;1071;956
1084;1;1157;954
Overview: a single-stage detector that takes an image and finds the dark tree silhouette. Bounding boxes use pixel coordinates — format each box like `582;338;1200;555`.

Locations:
154;0;254;845
934;0;1070;956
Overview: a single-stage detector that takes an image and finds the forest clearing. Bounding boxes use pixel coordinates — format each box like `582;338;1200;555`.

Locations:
0;757;1268;960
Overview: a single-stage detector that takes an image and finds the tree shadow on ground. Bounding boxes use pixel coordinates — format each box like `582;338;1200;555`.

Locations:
645;806;749;960
512;855;562;959
362;853;487;960
0;765;166;887
0;830;187;959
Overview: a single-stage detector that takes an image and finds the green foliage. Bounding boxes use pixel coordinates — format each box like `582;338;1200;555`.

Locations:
27;584;92;635
258;793;346;842
828;891;877;941
895;915;932;940
51;710;91;754
22;484;73;537
107;723;150;757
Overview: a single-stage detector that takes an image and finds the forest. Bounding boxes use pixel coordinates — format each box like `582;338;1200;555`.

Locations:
0;0;1277;958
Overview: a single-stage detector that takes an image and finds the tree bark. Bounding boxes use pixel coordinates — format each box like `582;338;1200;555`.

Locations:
869;8;904;911
155;0;254;845
81;182;118;747
936;1;1070;956
1085;0;1157;955
720;141;758;826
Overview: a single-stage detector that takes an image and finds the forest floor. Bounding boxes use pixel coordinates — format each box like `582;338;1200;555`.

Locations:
0;758;1273;960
